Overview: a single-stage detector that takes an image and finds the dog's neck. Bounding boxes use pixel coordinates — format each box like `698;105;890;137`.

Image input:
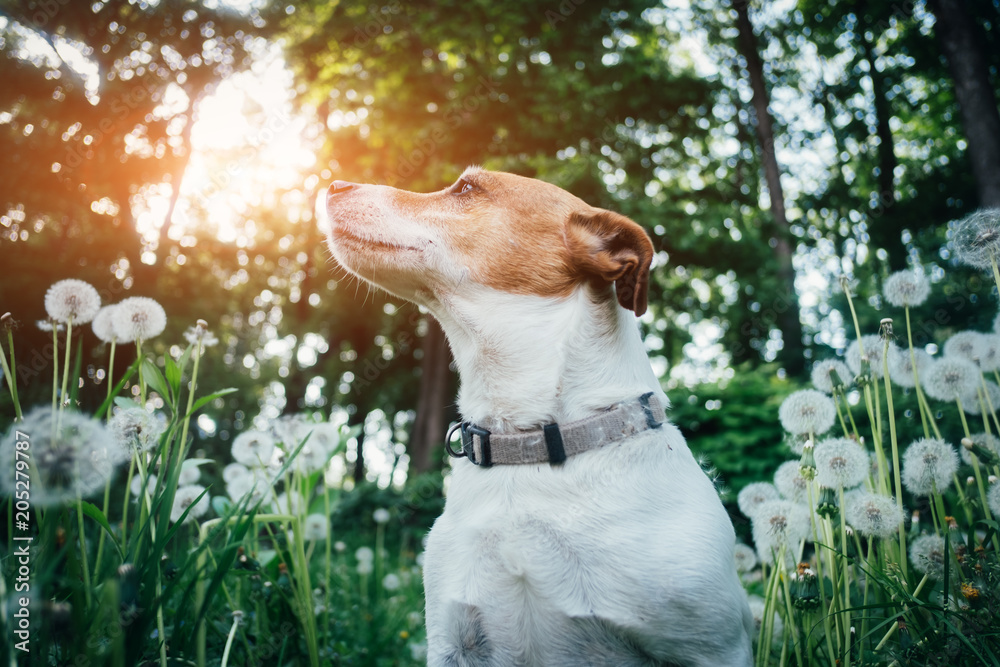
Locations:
426;285;665;433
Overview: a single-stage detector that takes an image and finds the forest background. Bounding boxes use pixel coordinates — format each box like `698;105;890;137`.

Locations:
3;0;1000;532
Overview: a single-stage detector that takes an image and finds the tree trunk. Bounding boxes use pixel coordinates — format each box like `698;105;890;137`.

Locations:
856;1;906;270
408;318;454;473
927;0;1000;207
732;0;805;375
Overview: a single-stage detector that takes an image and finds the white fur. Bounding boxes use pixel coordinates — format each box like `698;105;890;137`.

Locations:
325;178;754;666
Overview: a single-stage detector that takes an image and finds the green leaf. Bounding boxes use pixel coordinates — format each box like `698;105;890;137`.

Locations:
141;359;172;408
97;359;140;418
187;387;238;415
79;501;124;562
164;355;181;397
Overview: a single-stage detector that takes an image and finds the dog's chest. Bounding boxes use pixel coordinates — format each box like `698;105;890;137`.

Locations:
423;428;739;665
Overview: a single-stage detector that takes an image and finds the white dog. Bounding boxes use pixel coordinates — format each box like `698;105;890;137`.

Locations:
324;167;753;666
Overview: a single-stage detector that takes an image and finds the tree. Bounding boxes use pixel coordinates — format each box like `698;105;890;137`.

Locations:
926;0;1000;207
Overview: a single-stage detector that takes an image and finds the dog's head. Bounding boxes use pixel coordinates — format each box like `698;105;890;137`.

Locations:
324;167;654;315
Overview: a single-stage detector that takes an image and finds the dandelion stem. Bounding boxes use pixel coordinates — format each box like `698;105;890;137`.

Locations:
220;615;240;667
59;317;74;413
105;339;117;421
837;485;852;667
881;336;907;579
76;496;93;608
1;328;22;421
51;324;59;411
904;307;930;439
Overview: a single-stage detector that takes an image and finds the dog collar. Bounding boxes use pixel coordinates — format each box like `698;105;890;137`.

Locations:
444;392;666;468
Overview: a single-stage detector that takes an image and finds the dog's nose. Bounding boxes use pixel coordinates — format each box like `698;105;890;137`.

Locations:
328;180;356;197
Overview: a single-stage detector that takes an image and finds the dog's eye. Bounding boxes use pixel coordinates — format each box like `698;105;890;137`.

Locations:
452;179;476;195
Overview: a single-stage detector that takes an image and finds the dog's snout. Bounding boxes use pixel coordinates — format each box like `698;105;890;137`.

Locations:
328;180;357;197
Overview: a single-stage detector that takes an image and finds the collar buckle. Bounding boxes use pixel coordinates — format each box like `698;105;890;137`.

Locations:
461;422;492;467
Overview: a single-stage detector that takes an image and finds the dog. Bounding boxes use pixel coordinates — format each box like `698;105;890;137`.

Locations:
324;167;753;666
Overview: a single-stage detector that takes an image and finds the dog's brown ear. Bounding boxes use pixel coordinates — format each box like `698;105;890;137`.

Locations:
567;208;654;316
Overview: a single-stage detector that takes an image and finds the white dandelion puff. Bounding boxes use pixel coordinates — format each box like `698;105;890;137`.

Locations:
298;422;340;455
223;462;251;484
883;269;930;308
962;380;1000;416
356;546;374;563
373;508;391;524
951;209;1000;271
109;406;164;455
231;430;276;467
909;533;947;579
846;335;894;378
733;543;758;573
811;359;853;394
92;305;119;343
977;334;1000;372
751;500;811;566
273;492;306;515
383;573;401;591
846;492;904;539
112;297;167;343
131;473;157;497
45;279;101;324
36;319;65;333
989;482;1000;518
171;485;209;523
357;559;373;575
962;433;1000;466
184;323;219;348
902;438;959;496
179;460;202;486
773;461;810;504
814;438;869;490
778;390;836;436
888;346;933;388
226;472;270;505
943;331;987;365
303;514;329;541
747;595;783;645
0;407;122;506
737;482;780;518
922;356;980;402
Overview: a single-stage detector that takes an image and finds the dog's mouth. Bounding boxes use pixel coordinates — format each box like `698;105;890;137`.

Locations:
330;227;422;254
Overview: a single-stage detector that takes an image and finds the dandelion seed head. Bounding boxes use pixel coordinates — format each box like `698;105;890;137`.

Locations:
846;492;904;539
988;482;1000;518
303;514;329;541
357;559;373;575
977;334;1000;372
846;335;893;378
112;297;166;343
751;500;811;567
814;437;869;489
811;359;852;394
273;491;306;515
373;508;391;524
92;305;119;343
883;269;930;308
962;380;1000;416
45;279;101;324
131;473;156;497
184;325;219;349
231;430;276;467
179;460;201;486
109;406;164;455
383;573;401;591
773;460;810;504
909;533;947;579
922;356;979;402
902;437;959;496
733;543;758;573
36;319;64;333
747;595;783;645
737;482;780;517
170;484;209;523
223;462;251;484
778;389;836;435
356;546;374;563
943;331;988;365
887;346;933;388
951;208;1000;271
0;407;122;506
226;471;269;505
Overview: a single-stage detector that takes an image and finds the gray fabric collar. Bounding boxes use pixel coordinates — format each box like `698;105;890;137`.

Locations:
445;392;667;468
